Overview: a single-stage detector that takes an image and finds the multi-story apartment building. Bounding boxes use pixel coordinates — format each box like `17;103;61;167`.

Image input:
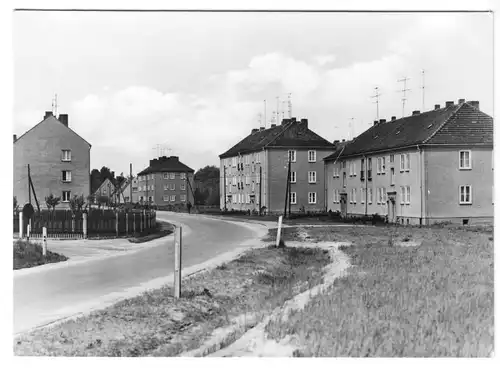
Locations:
13;111;91;208
137;156;194;206
325;100;493;225
219;117;336;214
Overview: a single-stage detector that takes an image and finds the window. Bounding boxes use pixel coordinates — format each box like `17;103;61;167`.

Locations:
342;161;346;169
180;195;186;202
308;150;317;162
382;157;386;173
333;166;339;178
361;159;365;179
405;186;411;204
61;150;71;162
151;185;154;190
62;170;72;182
333;189;338;203
288;150;296;163
459;185;472;204
170;183;175;190
291;171;296;183
390;168;395;185
400;154;405;172
368;158;373;180
256;153;261;163
163;173;169;179
232;157;237;167
163;195;169;201
368;188;373;204
400;186;406;205
164;184;168;191
343;172;346;188
390;154;394;163
405;154;410;171
252;182;255;191
256;175;260;184
246;176;250;185
170;173;175;179
180;183;186;191
232;177;237;186
308;192;317;204
151;174;155;180
352;188;357;203
361;188;365;204
308;171;317;183
149;196;153;202
459;150;471;170
290;192;297;205
349;161;357;176
170;195;176;202
401;153;411;172
62;190;71;202
181;173;186;180
138;186;142;192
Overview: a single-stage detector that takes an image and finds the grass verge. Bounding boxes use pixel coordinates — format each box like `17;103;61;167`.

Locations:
14;239;69;270
264;225;494;357
14;243;330;356
127;221;174;244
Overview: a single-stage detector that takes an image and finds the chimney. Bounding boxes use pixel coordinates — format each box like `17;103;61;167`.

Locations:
291;117;296;123
445;101;454;108
160;156;167;161
300;118;308;128
333;140;340;144
391;116;396;121
44;111;53;119
270;124;276;128
259;126;265;131
434;104;440;110
412;110;420;115
467;101;480;110
379;119;386;124
458;98;466;104
373;120;379;126
170;156;179;160
342;139;346;142
58;114;69;127
13;134;17;143
251;128;259;134
149;159;158;166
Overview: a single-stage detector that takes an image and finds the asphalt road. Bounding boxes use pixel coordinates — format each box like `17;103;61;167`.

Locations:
13;212;262;335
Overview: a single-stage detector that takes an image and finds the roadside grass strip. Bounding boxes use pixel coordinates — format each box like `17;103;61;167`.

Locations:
14;243;331;356
264;225;494;357
14;239;69;270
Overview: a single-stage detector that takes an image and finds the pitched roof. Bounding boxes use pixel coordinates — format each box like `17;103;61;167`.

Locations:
324;102;493;161
14;114;92;148
219;118;335;159
138;156;194;175
93;178;115;195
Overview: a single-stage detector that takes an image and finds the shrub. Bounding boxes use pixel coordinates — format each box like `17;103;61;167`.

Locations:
13;239;68;270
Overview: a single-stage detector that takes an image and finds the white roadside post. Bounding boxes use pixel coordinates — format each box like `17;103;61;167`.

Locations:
42;227;47;256
174;226;182;299
83;212;88;239
19;211;23;239
276;215;283;247
26;223;31;241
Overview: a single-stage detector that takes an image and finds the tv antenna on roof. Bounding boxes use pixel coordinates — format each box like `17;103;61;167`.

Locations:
51;94;59;116
348;117;355;141
287;93;292;118
421;69;426;112
398;77;411;117
371;87;381;120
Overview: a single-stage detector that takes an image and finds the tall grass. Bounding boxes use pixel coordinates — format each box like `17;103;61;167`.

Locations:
265;228;494;357
13;239;68;270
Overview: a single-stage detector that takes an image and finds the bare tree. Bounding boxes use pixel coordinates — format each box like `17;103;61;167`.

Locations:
45;194;61;212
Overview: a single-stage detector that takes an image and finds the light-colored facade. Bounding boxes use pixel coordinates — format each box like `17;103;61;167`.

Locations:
220;118;336;214
326;101;493;225
93;178;115;200
13;111;91;209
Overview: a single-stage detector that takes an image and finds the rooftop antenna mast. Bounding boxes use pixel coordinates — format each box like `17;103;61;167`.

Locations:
276;96;280;124
398;77;411;118
348;118;355;141
287;93;292;118
371;87;381;120
421;69;426;112
264;99;267;128
281;99;286;121
258;113;263;127
52;94;59;116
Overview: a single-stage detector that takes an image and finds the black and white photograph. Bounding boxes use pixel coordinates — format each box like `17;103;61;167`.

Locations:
5;0;496;361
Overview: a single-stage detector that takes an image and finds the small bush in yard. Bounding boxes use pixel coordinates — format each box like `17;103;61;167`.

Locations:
14;239;68;270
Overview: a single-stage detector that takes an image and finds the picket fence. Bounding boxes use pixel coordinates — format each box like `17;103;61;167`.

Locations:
13;208;157;239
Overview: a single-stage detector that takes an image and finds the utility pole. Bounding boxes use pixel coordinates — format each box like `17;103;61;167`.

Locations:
223;166;227;211
129;163;133;204
398;77;411;118
421;69;426;112
259;166;262;215
371;86;381;120
28;164;31;204
283;153;291;217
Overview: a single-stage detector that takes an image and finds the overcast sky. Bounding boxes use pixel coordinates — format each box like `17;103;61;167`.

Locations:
12;11;493;176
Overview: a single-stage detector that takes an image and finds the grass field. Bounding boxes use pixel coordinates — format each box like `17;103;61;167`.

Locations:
14;239;69;270
264;224;494;357
14;244;330;356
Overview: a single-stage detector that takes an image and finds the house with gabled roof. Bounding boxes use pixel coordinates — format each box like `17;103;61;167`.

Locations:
13;111;91;209
137;156;195;206
324;99;493;225
92;177;115;202
219;117;336;214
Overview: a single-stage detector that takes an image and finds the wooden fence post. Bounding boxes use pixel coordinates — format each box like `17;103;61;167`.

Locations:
115;211;119;237
133;213;136;234
72;214;75;233
83;213;88;239
174;226;182;299
19;211;24;239
126;213;129;236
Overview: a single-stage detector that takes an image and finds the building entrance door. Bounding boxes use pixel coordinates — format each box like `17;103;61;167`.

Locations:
340;193;347;218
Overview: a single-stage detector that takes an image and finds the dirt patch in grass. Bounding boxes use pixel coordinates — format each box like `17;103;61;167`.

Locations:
127;221;174;244
14;239;69;270
264;225;494;357
14;244;330;357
